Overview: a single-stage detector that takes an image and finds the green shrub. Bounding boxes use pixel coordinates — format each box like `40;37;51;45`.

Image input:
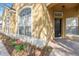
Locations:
11;39;27;52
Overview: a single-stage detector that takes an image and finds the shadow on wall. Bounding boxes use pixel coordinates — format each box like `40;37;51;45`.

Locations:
32;4;53;41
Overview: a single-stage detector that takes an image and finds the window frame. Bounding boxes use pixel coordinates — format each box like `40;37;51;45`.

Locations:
66;17;79;35
5;13;11;34
17;6;32;37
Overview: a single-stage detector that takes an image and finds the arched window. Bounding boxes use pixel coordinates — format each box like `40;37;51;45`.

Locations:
18;8;31;36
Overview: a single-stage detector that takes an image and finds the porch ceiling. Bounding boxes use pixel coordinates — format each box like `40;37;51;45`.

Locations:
47;3;79;10
47;3;57;8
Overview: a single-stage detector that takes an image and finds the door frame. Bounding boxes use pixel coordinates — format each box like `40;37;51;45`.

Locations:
54;17;63;38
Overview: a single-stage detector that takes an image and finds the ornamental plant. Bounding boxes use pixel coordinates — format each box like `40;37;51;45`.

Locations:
12;39;27;52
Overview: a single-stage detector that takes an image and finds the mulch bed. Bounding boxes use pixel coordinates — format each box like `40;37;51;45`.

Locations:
0;33;53;56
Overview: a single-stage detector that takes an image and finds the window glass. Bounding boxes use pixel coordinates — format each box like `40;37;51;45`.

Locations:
19;26;25;35
66;17;79;35
18;8;31;36
25;26;31;36
5;16;10;33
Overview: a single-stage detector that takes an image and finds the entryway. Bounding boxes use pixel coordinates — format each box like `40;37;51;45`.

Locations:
54;18;62;38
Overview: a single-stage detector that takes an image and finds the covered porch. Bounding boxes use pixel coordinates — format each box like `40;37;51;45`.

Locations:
47;3;79;40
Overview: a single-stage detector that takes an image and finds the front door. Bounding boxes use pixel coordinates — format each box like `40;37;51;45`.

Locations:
55;18;62;37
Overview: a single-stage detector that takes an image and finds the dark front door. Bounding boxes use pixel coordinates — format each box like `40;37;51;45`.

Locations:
55;18;62;37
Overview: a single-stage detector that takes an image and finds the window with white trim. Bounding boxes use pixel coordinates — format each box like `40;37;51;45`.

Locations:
0;18;2;30
66;17;79;35
18;8;31;36
5;15;10;33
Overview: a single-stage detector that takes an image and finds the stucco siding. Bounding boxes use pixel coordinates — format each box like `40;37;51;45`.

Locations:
32;4;53;41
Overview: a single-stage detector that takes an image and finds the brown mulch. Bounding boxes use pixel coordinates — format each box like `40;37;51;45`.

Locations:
0;33;53;56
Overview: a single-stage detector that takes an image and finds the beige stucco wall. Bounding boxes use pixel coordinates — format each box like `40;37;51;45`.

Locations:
2;3;79;41
12;3;54;41
32;4;53;41
2;9;9;32
2;9;6;32
10;14;16;34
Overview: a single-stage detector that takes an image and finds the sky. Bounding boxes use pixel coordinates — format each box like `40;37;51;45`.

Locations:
0;3;13;16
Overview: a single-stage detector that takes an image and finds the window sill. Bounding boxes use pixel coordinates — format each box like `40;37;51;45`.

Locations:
66;34;79;40
66;34;79;37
